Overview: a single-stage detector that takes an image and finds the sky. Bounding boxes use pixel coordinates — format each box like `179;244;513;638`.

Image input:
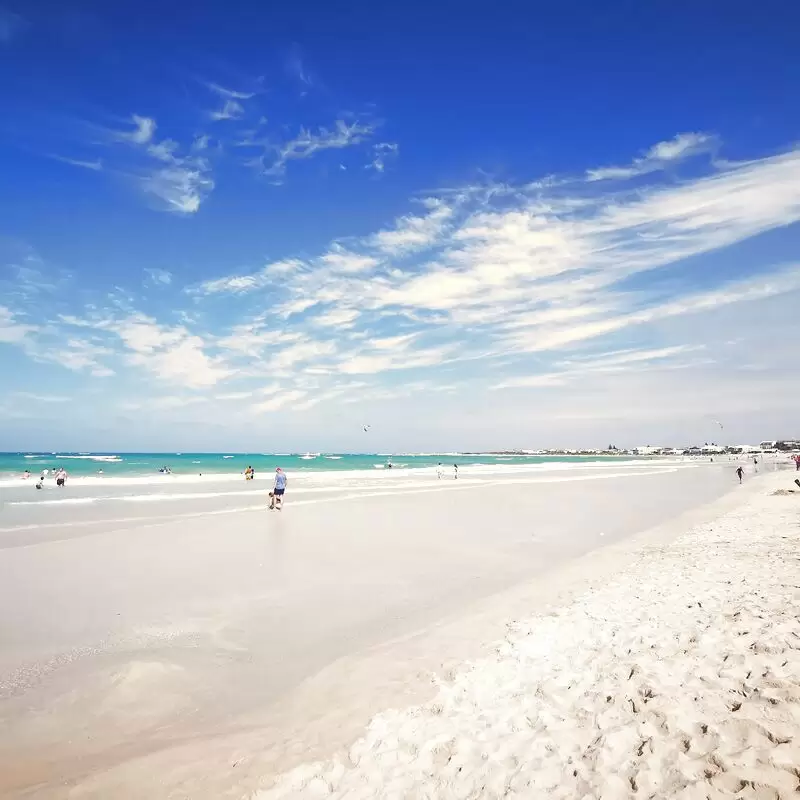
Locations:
1;0;799;452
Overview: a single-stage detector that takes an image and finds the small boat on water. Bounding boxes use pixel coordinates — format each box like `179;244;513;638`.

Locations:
299;453;320;460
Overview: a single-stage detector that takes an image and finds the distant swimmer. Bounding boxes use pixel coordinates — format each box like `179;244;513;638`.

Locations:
736;466;744;483
437;462;443;479
453;463;459;480
269;467;287;510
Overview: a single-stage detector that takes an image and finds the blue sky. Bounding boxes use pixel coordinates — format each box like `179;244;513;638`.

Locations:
1;0;799;451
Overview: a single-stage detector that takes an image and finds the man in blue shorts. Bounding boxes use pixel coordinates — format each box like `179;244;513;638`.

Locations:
269;467;287;510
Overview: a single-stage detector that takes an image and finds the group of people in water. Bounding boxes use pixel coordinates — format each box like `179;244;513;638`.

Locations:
23;467;68;489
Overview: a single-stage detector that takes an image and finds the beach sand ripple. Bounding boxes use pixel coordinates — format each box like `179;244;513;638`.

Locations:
253;482;800;799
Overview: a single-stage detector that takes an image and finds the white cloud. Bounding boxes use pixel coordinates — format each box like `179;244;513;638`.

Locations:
252;389;308;413
587;132;714;182
209;99;245;122
366;142;399;173
112;314;230;387
0;305;37;343
268;339;337;370
141;163;213;214
319;247;379;274
311;308;360;328
259;119;377;180
205;81;255;100
194;259;304;295
371;198;453;254
48;154;103;171
192;134;210;151
144;268;172;286
116;115;157;145
40;338;116;375
339;344;455;375
96;115;216;214
492;345;703;390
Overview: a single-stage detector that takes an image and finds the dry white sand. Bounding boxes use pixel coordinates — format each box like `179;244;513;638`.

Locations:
253;470;800;799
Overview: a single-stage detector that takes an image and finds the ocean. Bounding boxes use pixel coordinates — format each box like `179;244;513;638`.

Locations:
0;451;659;530
0;451;630;483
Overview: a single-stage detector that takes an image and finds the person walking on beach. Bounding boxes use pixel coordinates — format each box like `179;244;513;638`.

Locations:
736;466;744;484
453;463;459;480
795;454;800;471
55;468;67;487
437;462;443;479
269;467;287;510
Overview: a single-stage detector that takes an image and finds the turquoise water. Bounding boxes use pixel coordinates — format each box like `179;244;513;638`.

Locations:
0;451;631;480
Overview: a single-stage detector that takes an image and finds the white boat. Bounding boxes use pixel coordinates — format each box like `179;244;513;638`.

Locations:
299;453;319;460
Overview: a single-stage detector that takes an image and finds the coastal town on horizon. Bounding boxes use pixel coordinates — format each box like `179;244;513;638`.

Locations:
482;439;800;457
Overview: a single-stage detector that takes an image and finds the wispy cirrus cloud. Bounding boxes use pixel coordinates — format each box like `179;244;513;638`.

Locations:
249;119;378;182
205;81;256;100
186;140;800;400
208;99;245;122
366;142;399;173
586;131;715;182
144;268;172;286
114;114;157;145
47;154;103;171
108;114;214;214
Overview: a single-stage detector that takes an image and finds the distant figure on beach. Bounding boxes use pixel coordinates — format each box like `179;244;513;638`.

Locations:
269;467;287;510
244;466;254;481
753;456;758;470
23;469;30;480
55;468;67;487
40;469;48;481
795;455;800;471
453;463;459;480
437;462;443;479
736;466;744;483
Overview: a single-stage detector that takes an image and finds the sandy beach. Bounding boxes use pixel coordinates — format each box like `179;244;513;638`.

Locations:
0;458;796;797
255;467;800;800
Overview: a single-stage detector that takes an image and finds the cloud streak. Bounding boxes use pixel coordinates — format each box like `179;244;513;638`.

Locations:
252;119;378;181
107;115;214;214
587;132;715;182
